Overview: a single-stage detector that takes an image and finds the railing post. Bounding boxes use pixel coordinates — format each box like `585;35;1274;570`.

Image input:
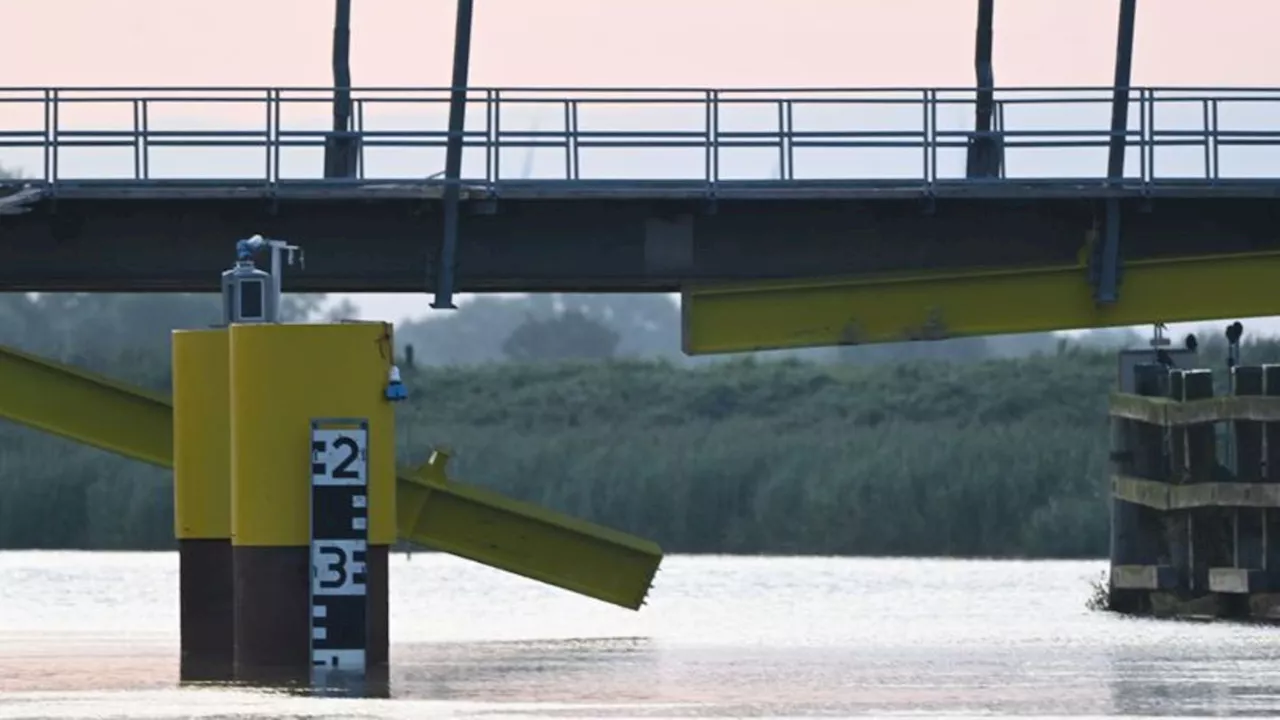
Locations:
355;98;365;180
50;88;60;187
563;99;573;181
571;100;581;181
703;90;713;190
1210;98;1221;181
132;99;141;181
775;99;786;181
267;89;281;189
492;89;502;184
785;99;795;182
920;89;931;186
708;90;720;193
930;90;940;188
140;98;151;181
484;89;494;185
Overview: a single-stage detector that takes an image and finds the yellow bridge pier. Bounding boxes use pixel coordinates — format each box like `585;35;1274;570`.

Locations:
0;327;663;691
172;328;233;682
227;321;396;684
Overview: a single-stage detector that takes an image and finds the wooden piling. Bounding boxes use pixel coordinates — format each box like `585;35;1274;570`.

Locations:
1254;364;1280;618
1232;368;1265;574
1109;362;1169;613
1181;370;1229;601
1108;357;1280;622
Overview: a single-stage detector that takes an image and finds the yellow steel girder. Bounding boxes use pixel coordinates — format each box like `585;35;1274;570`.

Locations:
0;345;174;466
681;251;1280;355
398;450;659;610
0;343;661;610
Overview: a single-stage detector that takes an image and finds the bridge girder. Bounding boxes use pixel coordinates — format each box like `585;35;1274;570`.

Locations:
681;250;1280;355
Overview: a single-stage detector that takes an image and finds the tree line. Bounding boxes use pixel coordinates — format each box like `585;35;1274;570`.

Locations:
0;288;1271;556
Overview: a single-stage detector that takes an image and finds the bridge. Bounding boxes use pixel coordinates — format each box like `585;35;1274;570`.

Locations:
1;86;1277;300
6;0;1280;688
4;0;1280;353
4;84;1280;352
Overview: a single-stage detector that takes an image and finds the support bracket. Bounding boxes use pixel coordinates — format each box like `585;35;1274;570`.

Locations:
1092;198;1123;305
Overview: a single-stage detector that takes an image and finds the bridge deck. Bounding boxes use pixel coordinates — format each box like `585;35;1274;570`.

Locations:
2;86;1279;293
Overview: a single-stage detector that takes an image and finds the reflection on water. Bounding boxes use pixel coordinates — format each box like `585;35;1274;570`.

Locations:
2;552;1280;717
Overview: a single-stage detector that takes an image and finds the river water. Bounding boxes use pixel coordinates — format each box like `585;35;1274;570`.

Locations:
1;552;1279;718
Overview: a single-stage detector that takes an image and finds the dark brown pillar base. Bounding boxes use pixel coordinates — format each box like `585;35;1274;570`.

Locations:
232;544;388;687
179;539;234;683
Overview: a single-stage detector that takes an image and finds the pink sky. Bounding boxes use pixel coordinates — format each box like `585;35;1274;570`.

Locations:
4;0;1278;88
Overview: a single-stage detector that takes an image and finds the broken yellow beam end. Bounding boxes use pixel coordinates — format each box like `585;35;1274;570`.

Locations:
397;455;662;611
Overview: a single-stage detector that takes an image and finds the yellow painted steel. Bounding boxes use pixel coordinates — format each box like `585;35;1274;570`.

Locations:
172;329;230;540
397;449;662;610
229;322;397;547
0;337;663;610
0;343;172;467
682;251;1280;355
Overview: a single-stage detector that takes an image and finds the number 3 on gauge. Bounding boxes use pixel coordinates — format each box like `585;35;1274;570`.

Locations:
315;544;349;590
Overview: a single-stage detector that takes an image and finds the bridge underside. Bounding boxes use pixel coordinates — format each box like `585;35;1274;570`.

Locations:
2;188;1279;294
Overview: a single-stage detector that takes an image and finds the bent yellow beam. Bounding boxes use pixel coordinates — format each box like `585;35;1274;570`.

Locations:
682;251;1280;355
398;449;660;610
0;345;172;466
0;343;662;610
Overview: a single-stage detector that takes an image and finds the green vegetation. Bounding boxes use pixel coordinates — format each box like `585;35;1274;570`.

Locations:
1;289;1276;558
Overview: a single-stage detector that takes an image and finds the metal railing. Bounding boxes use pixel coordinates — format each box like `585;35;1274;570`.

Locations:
1;86;1279;192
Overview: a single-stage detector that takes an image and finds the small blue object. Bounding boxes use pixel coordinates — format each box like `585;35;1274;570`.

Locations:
385;365;408;402
236;234;267;261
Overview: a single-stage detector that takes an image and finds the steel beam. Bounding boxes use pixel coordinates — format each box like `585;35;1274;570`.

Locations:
397;452;662;610
966;0;1002;179
434;0;476;309
5;195;1280;293
0;344;173;467
681;250;1280;355
0;342;662;610
324;0;357;179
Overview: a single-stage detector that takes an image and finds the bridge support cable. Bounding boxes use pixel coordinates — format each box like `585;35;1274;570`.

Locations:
324;0;358;179
965;0;1002;179
1094;0;1138;305
434;0;476;309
